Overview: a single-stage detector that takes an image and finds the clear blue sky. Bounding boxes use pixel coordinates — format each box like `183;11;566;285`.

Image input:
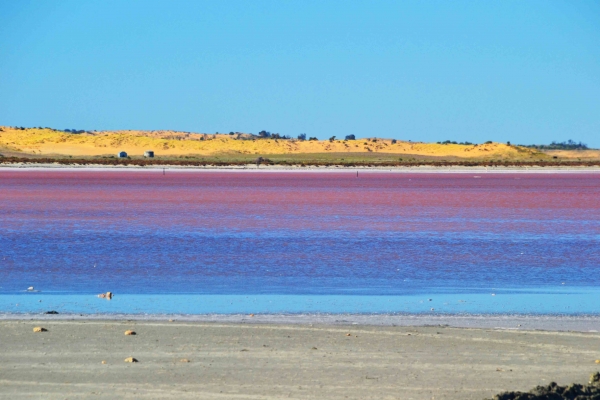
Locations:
1;1;599;146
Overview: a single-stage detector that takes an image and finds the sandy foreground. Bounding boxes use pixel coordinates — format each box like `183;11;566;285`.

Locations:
1;320;599;399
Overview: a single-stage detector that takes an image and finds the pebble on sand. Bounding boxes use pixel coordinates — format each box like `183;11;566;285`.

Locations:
33;327;47;333
101;361;106;364
180;359;190;363
346;333;352;336
124;330;136;336
595;360;600;364
124;357;138;363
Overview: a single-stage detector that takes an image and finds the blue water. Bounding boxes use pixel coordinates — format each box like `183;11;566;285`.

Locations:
1;170;599;315
3;287;600;315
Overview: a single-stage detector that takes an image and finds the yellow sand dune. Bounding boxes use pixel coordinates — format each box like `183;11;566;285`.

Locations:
0;126;549;160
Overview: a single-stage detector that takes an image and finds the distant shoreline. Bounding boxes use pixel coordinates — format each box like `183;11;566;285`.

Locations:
2;163;600;173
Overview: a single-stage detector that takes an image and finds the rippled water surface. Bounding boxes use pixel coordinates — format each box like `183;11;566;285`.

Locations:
1;170;599;314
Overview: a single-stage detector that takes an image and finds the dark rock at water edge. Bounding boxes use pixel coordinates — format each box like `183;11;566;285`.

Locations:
488;373;600;400
44;311;59;314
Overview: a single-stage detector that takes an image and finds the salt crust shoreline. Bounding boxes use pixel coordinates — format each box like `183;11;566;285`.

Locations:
1;164;600;173
2;313;599;332
1;319;599;399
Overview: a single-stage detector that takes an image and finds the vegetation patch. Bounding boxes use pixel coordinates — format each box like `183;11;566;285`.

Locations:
487;372;600;400
1;156;599;168
520;140;589;150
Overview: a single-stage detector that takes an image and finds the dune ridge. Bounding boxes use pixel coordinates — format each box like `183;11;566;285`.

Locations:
0;126;555;160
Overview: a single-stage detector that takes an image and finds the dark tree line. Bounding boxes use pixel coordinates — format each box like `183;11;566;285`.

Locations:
2;156;599;168
520;140;589;150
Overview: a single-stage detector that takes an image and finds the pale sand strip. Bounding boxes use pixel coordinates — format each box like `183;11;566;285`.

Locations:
2;313;600;332
1;164;600;173
1;321;599;399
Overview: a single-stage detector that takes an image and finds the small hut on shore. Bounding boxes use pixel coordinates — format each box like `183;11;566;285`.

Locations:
117;151;128;158
144;150;154;158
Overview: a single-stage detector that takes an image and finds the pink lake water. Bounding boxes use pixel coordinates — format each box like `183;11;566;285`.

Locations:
1;170;599;315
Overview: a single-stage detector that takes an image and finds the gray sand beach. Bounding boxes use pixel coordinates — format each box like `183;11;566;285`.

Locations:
1;320;599;399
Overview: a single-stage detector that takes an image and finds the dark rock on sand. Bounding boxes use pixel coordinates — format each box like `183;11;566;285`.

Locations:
488;373;600;400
